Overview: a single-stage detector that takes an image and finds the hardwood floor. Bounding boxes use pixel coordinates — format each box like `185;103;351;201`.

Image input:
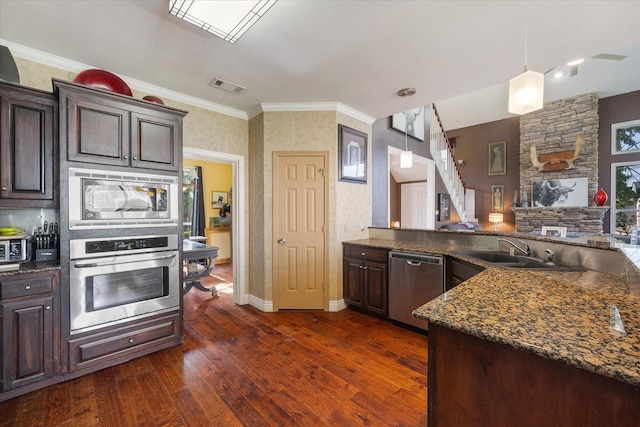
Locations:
0;263;427;426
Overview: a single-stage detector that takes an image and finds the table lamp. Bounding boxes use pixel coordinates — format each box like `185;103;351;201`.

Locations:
489;213;504;232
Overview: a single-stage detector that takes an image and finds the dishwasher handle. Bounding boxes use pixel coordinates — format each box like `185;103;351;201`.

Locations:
389;251;444;265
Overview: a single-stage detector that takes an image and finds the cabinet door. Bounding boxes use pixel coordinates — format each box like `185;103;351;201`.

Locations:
364;261;388;316
0;90;56;206
1;296;53;391
343;258;364;308
65;94;130;167
131;111;180;171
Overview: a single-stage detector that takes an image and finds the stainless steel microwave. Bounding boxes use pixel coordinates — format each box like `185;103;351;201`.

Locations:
68;167;180;229
0;238;27;263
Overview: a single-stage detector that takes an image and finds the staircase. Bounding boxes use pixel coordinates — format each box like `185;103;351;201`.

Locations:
429;104;475;221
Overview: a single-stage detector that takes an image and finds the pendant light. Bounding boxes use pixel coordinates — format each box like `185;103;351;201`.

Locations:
398;88;416;169
508;2;544;115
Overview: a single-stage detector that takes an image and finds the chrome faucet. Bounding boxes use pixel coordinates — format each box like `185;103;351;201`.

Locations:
498;238;532;257
544;249;555;263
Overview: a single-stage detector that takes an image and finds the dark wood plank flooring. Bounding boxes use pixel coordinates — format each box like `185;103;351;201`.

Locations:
0;263;427;426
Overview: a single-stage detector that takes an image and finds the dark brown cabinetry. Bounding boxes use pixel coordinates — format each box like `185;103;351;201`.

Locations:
0;81;57;207
54;79;182;172
67;311;181;375
0;270;59;395
343;245;389;317
446;257;485;291
428;323;640;426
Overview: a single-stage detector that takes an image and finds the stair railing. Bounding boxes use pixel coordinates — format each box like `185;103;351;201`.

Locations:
429;104;471;221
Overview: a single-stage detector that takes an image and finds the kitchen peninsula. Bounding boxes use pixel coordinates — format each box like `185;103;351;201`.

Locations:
345;227;640;427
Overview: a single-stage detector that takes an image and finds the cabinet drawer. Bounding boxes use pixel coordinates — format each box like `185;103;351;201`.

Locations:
68;312;180;373
0;276;52;299
344;246;389;263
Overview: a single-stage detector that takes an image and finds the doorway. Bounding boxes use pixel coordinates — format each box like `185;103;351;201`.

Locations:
273;151;328;310
387;146;436;229
183;147;246;305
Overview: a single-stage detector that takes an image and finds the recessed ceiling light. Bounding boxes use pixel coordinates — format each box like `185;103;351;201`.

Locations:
169;0;277;44
567;58;584;66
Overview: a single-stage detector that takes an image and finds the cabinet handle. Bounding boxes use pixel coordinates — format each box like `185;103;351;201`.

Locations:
25;285;31;290
1;186;6;191
133;156;137;161
124;155;128;160
363;266;368;270
359;265;363;269
361;252;366;256
45;306;51;310
129;338;134;343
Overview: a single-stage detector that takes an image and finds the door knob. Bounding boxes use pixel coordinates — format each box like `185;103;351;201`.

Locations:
278;238;286;244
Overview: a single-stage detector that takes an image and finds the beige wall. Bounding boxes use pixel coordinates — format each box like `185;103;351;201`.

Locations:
248;113;266;300
14;56;372;310
250;110;371;308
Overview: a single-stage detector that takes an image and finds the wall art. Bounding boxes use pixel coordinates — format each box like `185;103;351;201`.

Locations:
488;141;506;176
531;177;588;207
391;106;425;141
338;124;368;183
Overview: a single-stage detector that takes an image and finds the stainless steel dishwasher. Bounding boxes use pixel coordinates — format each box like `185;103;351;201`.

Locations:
389;251;444;331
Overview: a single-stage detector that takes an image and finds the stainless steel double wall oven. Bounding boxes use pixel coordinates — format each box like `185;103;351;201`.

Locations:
67;167;181;334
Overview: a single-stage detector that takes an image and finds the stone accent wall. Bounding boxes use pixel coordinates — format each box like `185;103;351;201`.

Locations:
517;93;600;232
512;207;608;234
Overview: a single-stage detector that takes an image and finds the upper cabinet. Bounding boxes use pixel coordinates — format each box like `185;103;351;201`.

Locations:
53;79;187;172
0;81;58;208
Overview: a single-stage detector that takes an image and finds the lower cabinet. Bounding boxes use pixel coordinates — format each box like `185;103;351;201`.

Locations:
0;270;59;393
67;311;182;374
343;245;389;317
446;257;485;291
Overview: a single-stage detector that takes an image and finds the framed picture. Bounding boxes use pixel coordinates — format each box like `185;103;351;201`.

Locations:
212;191;227;208
611;119;640;154
491;185;504;211
438;193;450;221
488;141;506;176
541;226;567;238
391;106;425;141
532;178;588;207
338;124;368;183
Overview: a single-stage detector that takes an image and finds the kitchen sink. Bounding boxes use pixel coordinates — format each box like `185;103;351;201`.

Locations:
452;250;586;271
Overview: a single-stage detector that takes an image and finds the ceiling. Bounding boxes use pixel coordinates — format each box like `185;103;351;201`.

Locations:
1;1;639;129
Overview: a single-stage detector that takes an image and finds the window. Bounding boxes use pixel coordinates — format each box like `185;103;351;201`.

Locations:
611;161;640;235
612;119;640;154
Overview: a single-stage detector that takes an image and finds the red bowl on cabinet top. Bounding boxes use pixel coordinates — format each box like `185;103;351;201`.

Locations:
73;69;133;96
142;95;164;105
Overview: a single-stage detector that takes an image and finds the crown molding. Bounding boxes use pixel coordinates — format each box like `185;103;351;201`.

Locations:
259;102;375;125
1;39;248;120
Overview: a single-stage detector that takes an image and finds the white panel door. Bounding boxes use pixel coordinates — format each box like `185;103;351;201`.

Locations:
401;182;432;229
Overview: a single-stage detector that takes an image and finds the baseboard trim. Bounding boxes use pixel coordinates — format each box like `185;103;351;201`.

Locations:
248;295;273;312
329;299;347;312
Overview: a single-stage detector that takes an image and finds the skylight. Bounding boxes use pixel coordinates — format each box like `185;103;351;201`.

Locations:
169;0;277;44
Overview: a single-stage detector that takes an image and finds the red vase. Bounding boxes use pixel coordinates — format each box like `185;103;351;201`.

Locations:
594;188;608;206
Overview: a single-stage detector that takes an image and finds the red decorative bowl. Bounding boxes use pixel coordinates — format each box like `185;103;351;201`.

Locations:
73;69;133;96
142;95;164;105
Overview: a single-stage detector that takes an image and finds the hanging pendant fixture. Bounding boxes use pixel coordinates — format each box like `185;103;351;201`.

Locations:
508;2;544;115
398;87;416;169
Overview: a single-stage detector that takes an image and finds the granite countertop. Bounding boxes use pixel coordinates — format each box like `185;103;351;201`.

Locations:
0;261;60;277
344;238;640;387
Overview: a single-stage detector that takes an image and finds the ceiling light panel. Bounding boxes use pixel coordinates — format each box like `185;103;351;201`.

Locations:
169;0;277;44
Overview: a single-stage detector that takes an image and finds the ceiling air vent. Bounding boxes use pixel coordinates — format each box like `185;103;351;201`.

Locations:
209;77;246;94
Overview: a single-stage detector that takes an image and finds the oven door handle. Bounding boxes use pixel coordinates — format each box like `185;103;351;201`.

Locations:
74;253;177;268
